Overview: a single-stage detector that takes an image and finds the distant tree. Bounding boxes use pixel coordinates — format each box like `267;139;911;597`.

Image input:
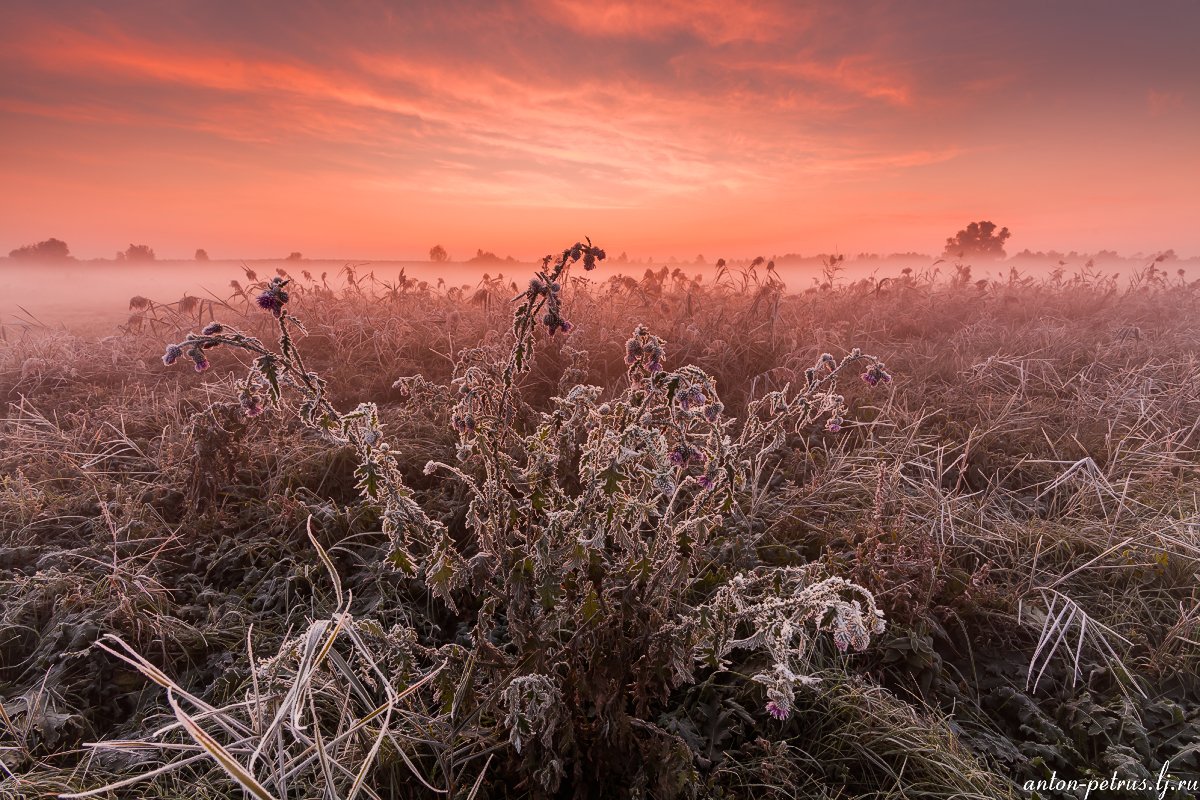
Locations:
195;248;209;261
694;254;706;265
467;249;505;265
287;251;303;261
615;251;629;264
944;221;1011;260
429;244;449;263
9;237;71;261
124;243;156;261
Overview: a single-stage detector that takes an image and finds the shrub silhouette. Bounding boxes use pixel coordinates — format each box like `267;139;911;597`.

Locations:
122;243;156;262
9;237;71;260
944;220;1011;260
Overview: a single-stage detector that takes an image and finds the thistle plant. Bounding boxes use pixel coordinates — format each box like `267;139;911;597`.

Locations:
160;275;447;584
156;239;894;796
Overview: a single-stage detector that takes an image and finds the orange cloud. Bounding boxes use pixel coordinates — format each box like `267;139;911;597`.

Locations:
537;0;800;44
1;1;1198;260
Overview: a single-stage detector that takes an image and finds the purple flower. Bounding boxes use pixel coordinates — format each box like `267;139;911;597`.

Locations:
765;701;789;721
669;446;689;466
862;364;892;386
670;444;706;467
162;344;183;366
826;417;843;433
201;322;224;336
256;291;283;315
186;346;210;372
241;393;264;417
256;278;290;317
695;474;714;490
678;387;705;411
544;312;571;335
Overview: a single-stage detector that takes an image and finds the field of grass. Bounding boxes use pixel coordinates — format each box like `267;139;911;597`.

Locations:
2;247;1200;799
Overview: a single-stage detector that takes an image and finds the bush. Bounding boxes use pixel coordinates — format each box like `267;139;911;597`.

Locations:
8;238;71;261
944;221;1011;260
94;242;893;798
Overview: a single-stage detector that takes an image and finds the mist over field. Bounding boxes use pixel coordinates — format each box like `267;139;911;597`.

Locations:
5;250;1198;332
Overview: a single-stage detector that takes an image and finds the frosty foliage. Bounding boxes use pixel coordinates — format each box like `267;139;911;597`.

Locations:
158;239;892;795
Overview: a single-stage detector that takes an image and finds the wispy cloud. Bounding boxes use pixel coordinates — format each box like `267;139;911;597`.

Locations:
0;0;1197;258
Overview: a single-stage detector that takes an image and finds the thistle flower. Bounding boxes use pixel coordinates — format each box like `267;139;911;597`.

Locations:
240;393;264;417
256;291;283;315
201;322;224;336
825;416;843;433
544;311;572;335
670;444;706;467
696;474;714;490
190;347;210;372
765;700;790;721
256;277;290;317
529;277;546;295
678;387;706;411
861;363;892;386
162;344;183;366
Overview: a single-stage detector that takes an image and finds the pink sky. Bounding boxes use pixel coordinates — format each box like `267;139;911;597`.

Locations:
1;1;1198;260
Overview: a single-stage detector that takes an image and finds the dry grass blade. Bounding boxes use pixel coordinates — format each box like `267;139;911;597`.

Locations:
1025;588;1144;697
165;688;280;800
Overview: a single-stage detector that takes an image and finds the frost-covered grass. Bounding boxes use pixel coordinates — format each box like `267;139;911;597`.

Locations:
2;252;1200;798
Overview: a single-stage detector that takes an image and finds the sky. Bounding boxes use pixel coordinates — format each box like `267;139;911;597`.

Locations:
1;0;1198;261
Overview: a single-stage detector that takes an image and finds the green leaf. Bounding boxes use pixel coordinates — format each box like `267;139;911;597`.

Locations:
387;548;416;575
256;355;281;403
581;587;600;621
